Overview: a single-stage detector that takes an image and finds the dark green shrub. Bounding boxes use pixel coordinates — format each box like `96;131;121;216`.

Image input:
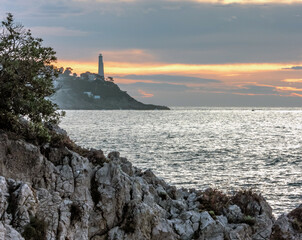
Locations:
231;189;262;217
208;210;217;220
22;216;47;240
242;215;256;225
0;13;64;143
196;188;230;215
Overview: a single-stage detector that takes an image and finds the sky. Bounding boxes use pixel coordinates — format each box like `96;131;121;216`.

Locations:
2;0;302;107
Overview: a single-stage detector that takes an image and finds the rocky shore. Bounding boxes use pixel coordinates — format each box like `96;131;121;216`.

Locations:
0;129;301;240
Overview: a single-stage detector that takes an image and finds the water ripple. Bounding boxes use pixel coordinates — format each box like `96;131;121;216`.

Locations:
60;107;302;216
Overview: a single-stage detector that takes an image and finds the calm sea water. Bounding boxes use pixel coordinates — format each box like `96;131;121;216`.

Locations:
60;107;302;215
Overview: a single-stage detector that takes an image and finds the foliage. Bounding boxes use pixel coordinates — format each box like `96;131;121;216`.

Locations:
196;188;230;215
0;13;63;143
208;210;216;219
242;215;256;225
106;76;114;82
196;188;264;222
231;189;262;217
22;216;47;240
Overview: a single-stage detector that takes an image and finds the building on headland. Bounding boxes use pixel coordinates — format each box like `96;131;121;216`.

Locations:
83;91;102;100
83;91;93;98
98;54;104;78
58;54;106;82
88;74;95;82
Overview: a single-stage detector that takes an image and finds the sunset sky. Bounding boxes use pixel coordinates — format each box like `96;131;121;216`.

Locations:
2;0;302;106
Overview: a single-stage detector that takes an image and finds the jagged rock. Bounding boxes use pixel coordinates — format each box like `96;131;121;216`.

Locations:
0;223;24;240
108;151;120;160
224;204;243;223
0;177;8;219
271;204;302;240
172;218;195;239
10;182;38;231
197;211;224;240
152;219;179;240
227;224;252;240
0;131;299;240
46;123;68;136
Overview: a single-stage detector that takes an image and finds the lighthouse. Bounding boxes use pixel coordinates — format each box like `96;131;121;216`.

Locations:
98;54;104;78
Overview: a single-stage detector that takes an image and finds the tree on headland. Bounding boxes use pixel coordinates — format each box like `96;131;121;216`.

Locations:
63;67;73;76
106;76;114;82
0;13;64;142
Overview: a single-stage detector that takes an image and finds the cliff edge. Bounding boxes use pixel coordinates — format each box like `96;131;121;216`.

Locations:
0;129;301;240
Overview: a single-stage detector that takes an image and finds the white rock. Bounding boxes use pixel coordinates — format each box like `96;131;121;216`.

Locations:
5;224;24;240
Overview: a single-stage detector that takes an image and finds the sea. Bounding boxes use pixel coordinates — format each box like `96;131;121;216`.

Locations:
60;107;302;216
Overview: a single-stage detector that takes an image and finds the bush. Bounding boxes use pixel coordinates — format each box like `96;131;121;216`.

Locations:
22;216;47;240
196;188;230;215
231;189;262;217
0;13;63;143
242;215;256;225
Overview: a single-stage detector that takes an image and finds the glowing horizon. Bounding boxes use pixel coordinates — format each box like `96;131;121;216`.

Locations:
55;59;302;99
283;78;302;83
56;59;301;76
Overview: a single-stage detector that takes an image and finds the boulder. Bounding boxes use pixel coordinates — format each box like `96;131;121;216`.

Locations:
271;204;302;240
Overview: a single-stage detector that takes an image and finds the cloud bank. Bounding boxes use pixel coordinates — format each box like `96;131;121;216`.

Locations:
3;0;302;106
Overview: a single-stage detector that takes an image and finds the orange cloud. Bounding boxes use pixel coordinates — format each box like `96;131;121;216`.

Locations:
113;78;161;84
283;78;302;83
57;59;299;76
276;86;302;92
138;89;154;98
57;60;97;74
105;62;296;75
290;93;302;97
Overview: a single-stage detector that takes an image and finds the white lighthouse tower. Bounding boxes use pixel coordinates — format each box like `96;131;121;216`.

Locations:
98;54;104;78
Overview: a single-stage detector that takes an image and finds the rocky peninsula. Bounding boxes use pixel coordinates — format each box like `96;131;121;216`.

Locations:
51;74;169;110
0;127;301;240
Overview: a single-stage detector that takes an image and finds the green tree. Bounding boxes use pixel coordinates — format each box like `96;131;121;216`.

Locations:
0;13;63;142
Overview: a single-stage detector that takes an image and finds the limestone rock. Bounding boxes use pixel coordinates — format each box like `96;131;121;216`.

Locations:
271;204;302;240
0;131;297;240
224;204;243;223
0;223;24;240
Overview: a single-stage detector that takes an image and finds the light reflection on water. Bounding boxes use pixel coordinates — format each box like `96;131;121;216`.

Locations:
60;107;302;215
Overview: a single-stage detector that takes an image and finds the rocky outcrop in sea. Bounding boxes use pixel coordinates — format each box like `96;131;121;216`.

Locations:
0;129;301;240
